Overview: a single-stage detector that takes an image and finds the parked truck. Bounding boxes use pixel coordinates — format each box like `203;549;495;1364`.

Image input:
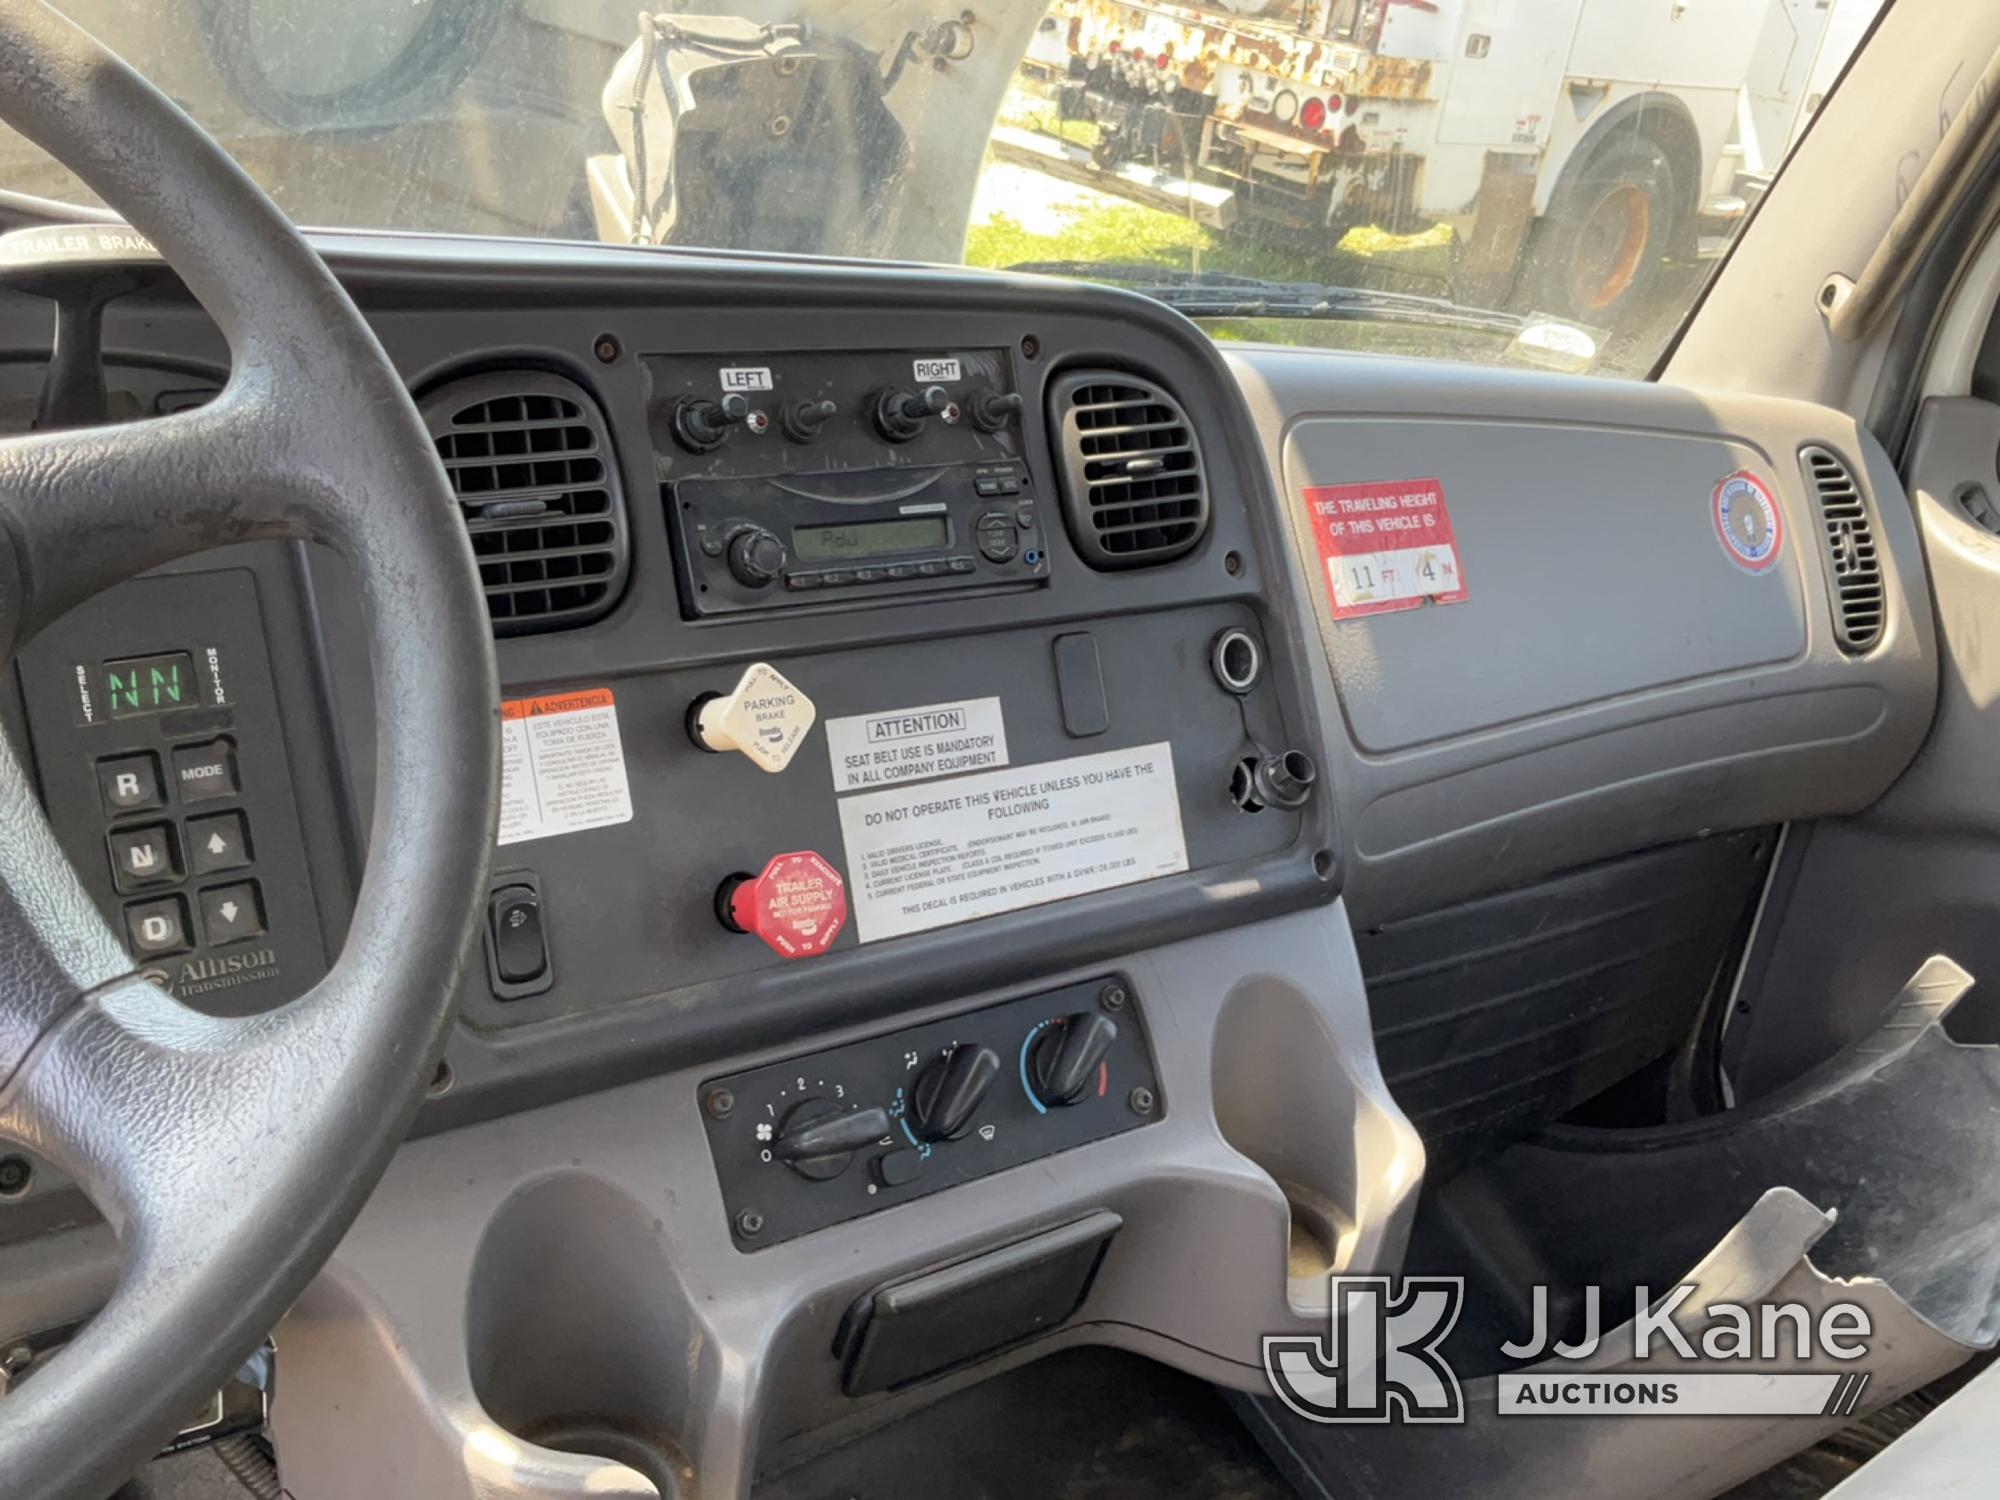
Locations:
1005;0;1883;323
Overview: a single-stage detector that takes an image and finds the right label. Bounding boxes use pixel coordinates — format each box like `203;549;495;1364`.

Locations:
836;743;1188;943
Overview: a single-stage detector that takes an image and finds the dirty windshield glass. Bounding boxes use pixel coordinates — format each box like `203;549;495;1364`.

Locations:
2;1;1888;377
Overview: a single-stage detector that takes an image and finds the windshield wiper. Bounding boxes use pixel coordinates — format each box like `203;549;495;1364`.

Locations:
1005;261;1544;338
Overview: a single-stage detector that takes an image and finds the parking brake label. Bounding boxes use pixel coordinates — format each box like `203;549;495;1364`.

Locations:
836;743;1187;942
498;687;634;846
825;695;1009;792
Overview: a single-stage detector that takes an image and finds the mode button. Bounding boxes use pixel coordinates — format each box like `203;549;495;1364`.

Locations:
172;739;238;803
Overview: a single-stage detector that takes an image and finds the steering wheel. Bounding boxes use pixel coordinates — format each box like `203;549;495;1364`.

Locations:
0;6;497;1495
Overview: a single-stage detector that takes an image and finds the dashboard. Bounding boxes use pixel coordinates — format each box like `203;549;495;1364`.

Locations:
0;229;1944;1495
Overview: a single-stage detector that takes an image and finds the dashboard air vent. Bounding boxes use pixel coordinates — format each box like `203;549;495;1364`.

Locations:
422;372;629;635
1800;445;1884;655
1048;370;1210;568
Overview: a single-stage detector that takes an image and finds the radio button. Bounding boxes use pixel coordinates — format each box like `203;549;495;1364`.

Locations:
917;560;947;577
821;569;855;587
947;556;977;575
1016;503;1038;529
976;512;1018;563
853;567;884;584
886;564;915;581
785;572;823;592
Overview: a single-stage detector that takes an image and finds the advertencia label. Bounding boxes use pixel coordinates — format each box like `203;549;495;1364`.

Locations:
1303;476;1469;620
497;687;635;846
836;743;1187;942
825;696;1009;792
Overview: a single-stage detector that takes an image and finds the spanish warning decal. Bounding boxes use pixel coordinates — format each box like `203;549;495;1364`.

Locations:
497;687;635;847
1712;469;1785;573
1302;477;1468;620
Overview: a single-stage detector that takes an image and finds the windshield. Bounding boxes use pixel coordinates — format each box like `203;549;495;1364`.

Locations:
2;0;1888;377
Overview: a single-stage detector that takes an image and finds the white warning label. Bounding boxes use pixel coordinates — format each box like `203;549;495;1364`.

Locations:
497;687;635;847
836;743;1187;942
825;696;1009;792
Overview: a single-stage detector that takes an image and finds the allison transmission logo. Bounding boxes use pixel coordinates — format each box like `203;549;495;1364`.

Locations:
1265;1277;1877;1424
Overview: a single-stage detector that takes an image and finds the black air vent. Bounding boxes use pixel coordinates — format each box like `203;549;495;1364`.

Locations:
422;372;629;635
1800;445;1884;655
1048;371;1210;568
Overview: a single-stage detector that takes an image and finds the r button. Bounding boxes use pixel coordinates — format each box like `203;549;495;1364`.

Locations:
96;753;164;815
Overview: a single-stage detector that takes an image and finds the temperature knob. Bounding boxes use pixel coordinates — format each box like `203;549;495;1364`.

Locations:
772;1098;891;1181
1029;1013;1118;1107
909;1044;1001;1142
874;384;950;442
726;526;786;588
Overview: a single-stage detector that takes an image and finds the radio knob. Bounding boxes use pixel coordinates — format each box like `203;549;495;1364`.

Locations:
874;384;949;442
726;526;786;588
971;389;1024;433
675;393;758;453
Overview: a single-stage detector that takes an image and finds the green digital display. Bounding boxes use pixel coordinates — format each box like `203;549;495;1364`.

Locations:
792;516;948;562
102;652;197;719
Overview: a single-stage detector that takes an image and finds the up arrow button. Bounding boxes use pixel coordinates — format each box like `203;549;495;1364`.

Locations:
691;662;816;773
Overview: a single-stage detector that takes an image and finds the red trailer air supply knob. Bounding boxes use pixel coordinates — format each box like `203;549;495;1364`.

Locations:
720;851;848;959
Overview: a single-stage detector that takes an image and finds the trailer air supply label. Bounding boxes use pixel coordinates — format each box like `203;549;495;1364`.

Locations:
497;687;635;847
825;696;1009;792
1303;476;1469;620
836;743;1187;942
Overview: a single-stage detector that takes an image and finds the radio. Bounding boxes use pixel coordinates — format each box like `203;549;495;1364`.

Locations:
671;459;1050;617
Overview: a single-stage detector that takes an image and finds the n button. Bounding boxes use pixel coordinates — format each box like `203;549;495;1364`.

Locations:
108;824;179;892
187;812;252;875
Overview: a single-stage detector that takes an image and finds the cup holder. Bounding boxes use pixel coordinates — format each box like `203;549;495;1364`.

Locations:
1211;980;1421;1312
465;1172;705;1499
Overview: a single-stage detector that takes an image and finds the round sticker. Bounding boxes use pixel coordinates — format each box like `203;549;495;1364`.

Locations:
1712;470;1784;573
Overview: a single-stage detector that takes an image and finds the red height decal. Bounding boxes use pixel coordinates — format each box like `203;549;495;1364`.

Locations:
1302;477;1469;621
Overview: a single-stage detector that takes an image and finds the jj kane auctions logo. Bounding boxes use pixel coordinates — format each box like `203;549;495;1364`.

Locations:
1264;1278;1875;1423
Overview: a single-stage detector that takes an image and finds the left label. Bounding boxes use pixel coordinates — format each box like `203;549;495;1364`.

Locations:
498;687;635;847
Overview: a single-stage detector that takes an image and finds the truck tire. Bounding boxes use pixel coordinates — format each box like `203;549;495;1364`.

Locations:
1528;135;1679;327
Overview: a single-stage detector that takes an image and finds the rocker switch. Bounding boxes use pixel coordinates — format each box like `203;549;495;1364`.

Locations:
489;885;547;985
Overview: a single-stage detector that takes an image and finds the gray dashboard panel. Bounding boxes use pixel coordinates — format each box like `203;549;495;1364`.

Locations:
257;907;1418;1500
1228;350;1939;924
1288;419;1808;753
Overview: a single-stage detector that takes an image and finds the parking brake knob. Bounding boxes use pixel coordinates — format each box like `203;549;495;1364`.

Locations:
691;661;815;772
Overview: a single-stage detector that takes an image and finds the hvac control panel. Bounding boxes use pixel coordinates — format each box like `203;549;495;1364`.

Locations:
702;975;1160;1248
15;568;328;1016
647;347;1050;617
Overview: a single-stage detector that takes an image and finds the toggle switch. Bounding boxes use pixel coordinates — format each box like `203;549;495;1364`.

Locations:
718;850;848;959
690;661;816;773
